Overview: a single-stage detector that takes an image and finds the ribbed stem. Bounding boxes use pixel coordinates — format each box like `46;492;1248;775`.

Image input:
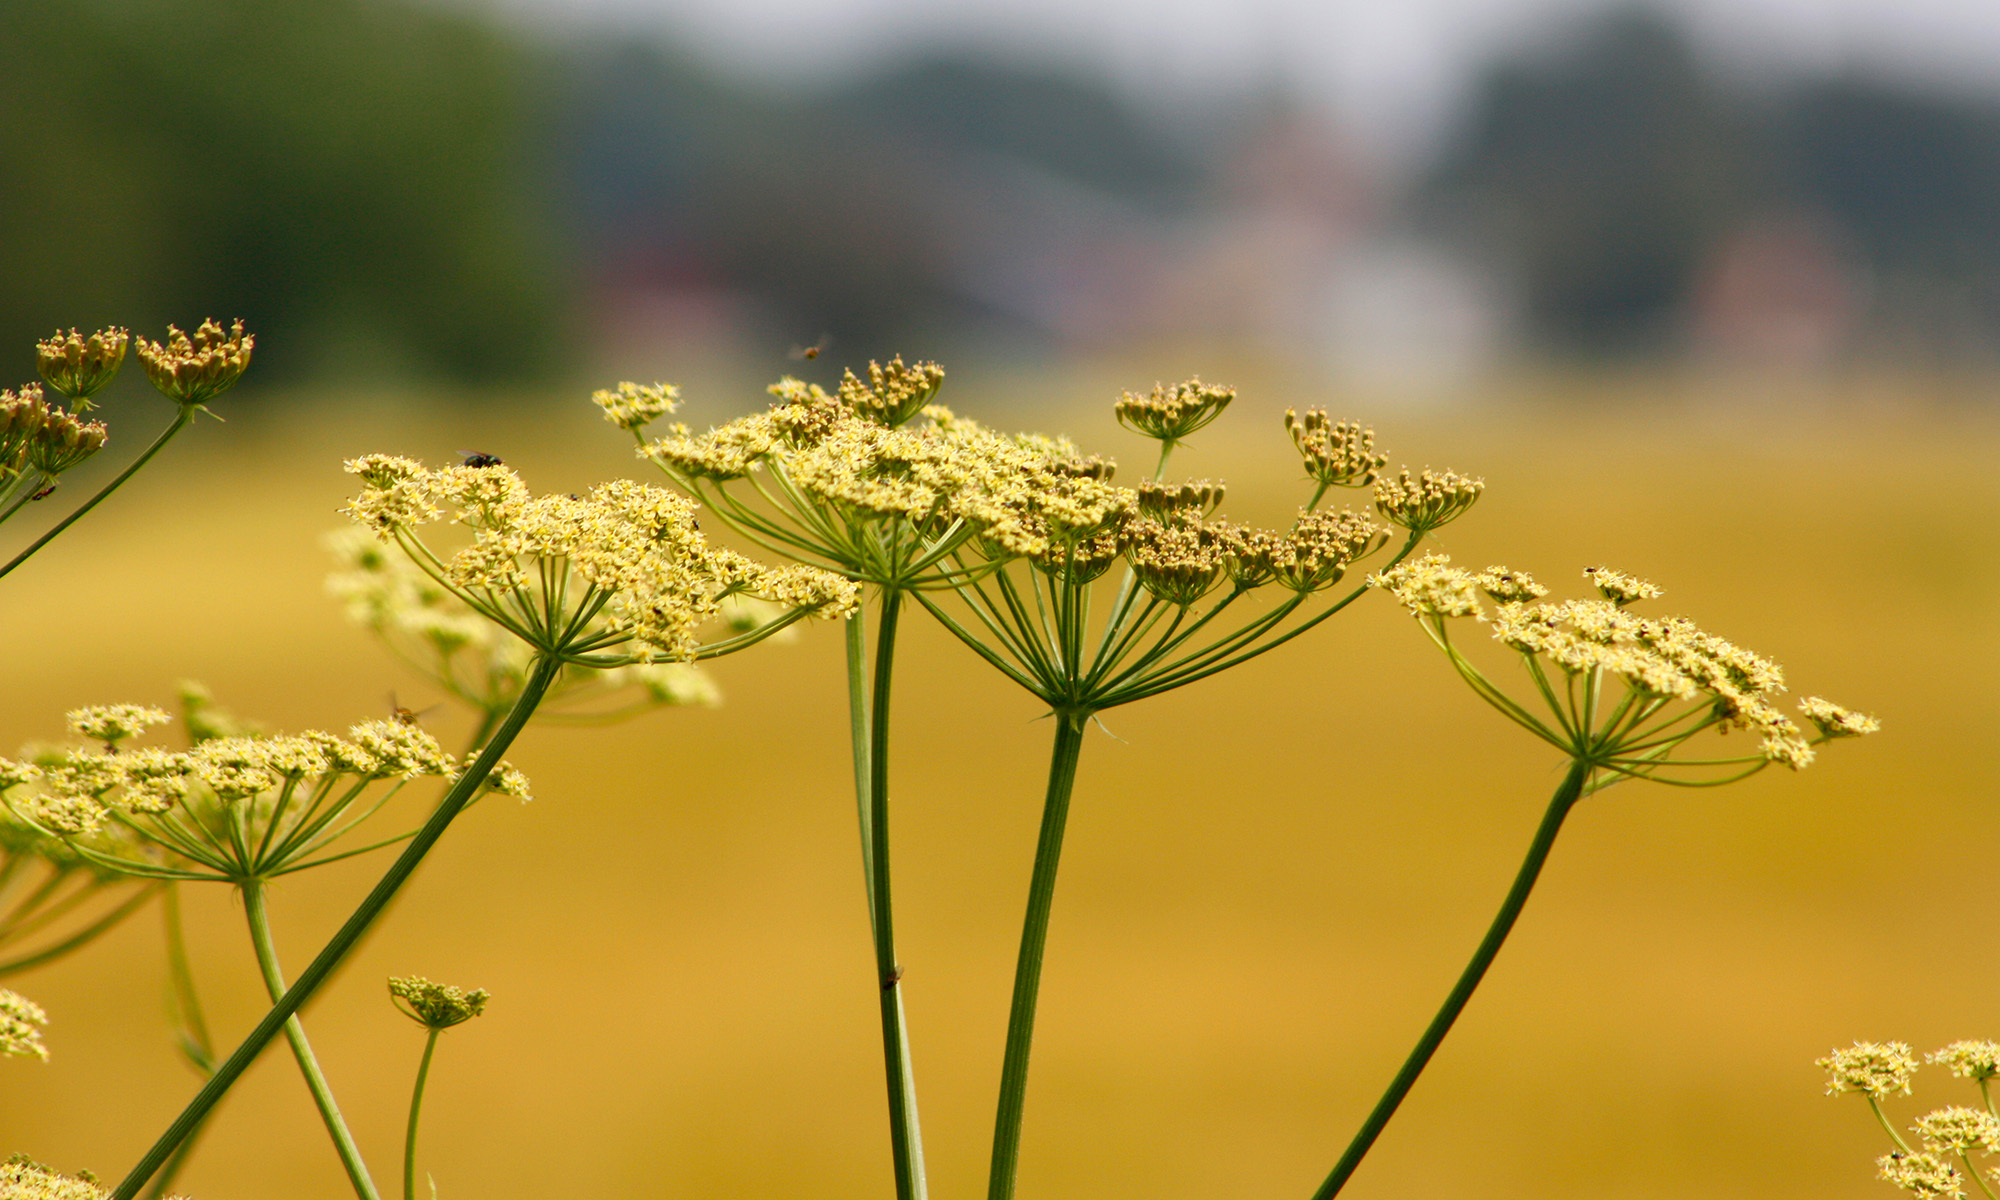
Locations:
986;709;1089;1200
869;591;928;1200
113;653;562;1200
242;879;382;1200
1311;758;1591;1199
405;1029;440;1200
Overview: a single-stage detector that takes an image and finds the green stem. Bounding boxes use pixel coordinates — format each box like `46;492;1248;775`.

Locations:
1869;1095;1914;1154
405;1029;440;1200
112;653;561;1200
868;590;928;1200
986;709;1089;1200
1982;1078;1995;1119
140;1114;210;1200
0;881;158;975
0;406;194;581
242;879;382;1200
1311;757;1591;1200
847;603;876;925
163;881;215;1072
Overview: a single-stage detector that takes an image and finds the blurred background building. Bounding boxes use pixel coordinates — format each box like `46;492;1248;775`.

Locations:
8;0;2000;386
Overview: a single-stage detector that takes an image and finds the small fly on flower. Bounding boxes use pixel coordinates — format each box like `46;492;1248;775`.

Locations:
459;451;503;468
387;693;439;727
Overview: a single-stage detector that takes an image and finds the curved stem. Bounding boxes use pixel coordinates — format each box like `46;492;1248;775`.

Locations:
986;709;1089;1200
1311;757;1591;1200
405;1029;440;1200
163;882;215;1073
0;406;194;581
868;591;928;1200
1869;1095;1914;1154
242;879;382;1200
113;653;562;1200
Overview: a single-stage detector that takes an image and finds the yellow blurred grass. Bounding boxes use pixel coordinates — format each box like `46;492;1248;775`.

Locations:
0;370;1995;1199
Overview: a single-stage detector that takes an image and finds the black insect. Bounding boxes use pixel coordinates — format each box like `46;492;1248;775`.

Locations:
788;334;832;362
460;451;503;468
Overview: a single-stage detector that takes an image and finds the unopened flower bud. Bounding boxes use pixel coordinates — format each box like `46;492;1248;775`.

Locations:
838;356;945;426
1114;377;1234;443
0;385;51;471
388;976;489;1030
36;327;129;404
135;319;252;408
25;408;107;475
1136;478;1225;518
1285;409;1386;488
1373;467;1483;533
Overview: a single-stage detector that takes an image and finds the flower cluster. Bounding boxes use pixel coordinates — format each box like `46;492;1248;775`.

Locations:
1285;409;1386;489
0;707;515;881
1373;467;1484;533
1824;1042;2000;1200
134;319;252;409
35;328;128;404
0;385;108;485
388;975;490;1030
1372;557;1874;775
591;381;680;432
1113;378;1234;443
0;989;48;1061
343;457;856;660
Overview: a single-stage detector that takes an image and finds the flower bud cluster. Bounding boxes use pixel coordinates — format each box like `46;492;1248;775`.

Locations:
1373;467;1484;532
388;975;489;1029
35;327;128;403
0;385;107;481
1113;378;1234;443
1285;409;1386;488
838;356;946;426
134;319;252;408
0;990;49;1061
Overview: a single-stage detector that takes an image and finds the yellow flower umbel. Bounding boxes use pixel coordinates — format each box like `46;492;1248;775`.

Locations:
1822;1041;2000;1200
0;989;48;1061
134;320;252;410
36;328;128;406
390;976;491;1200
343;456;854;666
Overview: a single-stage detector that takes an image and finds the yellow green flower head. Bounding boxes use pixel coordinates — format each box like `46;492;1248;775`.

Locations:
388;976;489;1029
1373;467;1483;532
837;356;945;426
1136;478;1225;519
1370;553;1484;618
1800;697;1880;739
1822;1041;1919;1099
1114;377;1234;443
1931;1042;2000;1082
0;1155;135;1200
134;319;252;408
1583;566;1662;606
0;990;49;1061
1915;1107;2000;1155
1878;1152;1966;1200
0;758;41;793
1274;507;1384;593
342;721;453;779
1123;517;1227;606
24;406;107;476
0;385;52;468
476;761;532;801
592;381;680;431
35;327;128;403
1284;409;1386;488
1476;566;1548;603
64;704;171;749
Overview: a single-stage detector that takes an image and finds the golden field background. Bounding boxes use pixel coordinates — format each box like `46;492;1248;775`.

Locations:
0;361;1995;1200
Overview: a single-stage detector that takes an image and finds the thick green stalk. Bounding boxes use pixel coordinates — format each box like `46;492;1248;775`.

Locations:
113;653;562;1200
0;406;194;581
846;604;876;923
868;590;928;1200
242;880;382;1200
1310;758;1591;1200
405;1029;440;1200
986;709;1089;1200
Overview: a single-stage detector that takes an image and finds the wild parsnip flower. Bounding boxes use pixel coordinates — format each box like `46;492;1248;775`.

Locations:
23;406;107;476
66;704;172;749
0;1155;125;1200
1124;517;1228;607
0;990;48;1060
388;976;488;1029
35;328;128;404
1113;378;1234;443
1879;1151;1967;1200
1823;1042;1920;1099
1284;409;1386;489
838;357;945;427
1373;467;1484;533
343;459;855;662
1584;566;1663;606
0;386;50;473
1931;1043;2000;1082
1802;697;1882;739
1914;1107;2000;1155
134;320;252;408
1135;479;1225;519
1476;565;1548;602
592;381;679;432
1376;555;1872;777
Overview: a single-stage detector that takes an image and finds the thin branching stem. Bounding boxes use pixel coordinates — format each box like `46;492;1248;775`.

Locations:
404;1029;440;1200
0;406;195;581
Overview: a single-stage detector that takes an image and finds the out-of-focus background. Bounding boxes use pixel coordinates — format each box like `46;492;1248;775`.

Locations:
1;1;1997;1198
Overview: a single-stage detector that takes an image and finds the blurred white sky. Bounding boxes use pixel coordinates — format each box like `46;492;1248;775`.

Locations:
476;0;2000;170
